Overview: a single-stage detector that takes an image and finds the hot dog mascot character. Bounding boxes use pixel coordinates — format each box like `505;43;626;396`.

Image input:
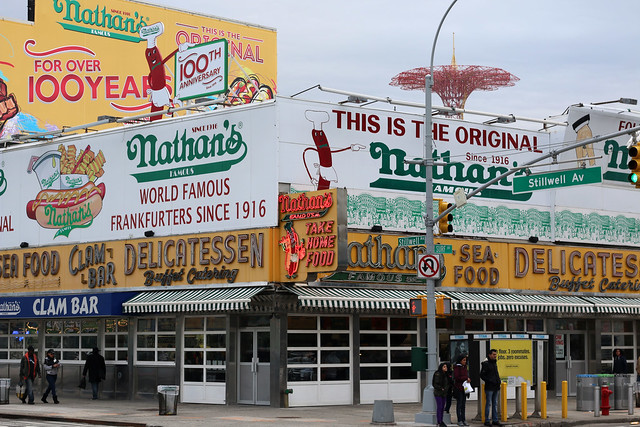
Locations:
139;23;191;122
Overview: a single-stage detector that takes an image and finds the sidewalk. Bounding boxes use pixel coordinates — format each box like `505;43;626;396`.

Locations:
0;395;638;426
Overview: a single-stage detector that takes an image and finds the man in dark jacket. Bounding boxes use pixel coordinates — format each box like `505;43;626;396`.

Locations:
480;349;502;426
613;348;627;374
19;345;41;404
83;347;106;400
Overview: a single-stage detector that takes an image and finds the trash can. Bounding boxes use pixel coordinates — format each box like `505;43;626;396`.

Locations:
157;385;179;415
614;374;633;409
0;379;9;404
576;374;598;411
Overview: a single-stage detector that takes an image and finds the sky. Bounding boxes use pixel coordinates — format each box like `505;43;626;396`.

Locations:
4;0;640;129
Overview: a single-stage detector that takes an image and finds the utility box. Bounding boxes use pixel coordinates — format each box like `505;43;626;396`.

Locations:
411;346;428;371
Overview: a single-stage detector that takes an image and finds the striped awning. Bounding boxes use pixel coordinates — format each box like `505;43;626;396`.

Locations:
122;285;267;314
284;286;440;310
444;291;594;314
580;296;640;315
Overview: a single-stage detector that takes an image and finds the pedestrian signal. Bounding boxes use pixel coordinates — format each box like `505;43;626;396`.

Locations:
409;297;427;317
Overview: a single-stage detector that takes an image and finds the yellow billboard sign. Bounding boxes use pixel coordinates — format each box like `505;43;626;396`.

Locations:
334;233;640;296
0;229;277;292
492;339;533;384
0;0;277;137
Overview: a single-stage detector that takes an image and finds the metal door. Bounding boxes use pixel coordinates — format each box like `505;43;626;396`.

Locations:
555;333;586;396
238;329;270;405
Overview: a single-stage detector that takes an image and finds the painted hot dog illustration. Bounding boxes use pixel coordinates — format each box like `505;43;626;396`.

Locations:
26;144;106;234
26;181;105;227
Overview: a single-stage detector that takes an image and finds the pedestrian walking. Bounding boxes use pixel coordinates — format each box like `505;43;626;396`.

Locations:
433;362;452;427
636;355;640;382
83;347;106;400
444;362;453;415
453;353;470;426
480;349;502;426
613;348;627;374
41;349;60;404
19;345;41;404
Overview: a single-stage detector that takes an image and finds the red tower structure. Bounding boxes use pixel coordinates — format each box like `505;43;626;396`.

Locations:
390;36;519;118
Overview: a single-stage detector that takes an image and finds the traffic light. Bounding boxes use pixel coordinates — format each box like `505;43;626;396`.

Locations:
437;199;453;234
409;296;427;317
628;131;640;187
435;295;452;317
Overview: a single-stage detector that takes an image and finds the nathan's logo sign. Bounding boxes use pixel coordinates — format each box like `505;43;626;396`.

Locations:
370;142;534;201
278;189;347;281
126;120;247;183
0;301;21;316
53;0;148;42
26;145;106;238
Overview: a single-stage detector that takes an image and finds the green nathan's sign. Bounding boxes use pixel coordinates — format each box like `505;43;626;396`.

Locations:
512;167;602;194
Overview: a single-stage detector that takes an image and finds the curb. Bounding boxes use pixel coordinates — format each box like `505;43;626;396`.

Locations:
0;412;147;427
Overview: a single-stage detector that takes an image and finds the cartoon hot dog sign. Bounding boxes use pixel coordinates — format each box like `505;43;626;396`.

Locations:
26;144;106;238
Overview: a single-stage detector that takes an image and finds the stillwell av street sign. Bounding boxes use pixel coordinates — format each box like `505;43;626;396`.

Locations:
512;166;602;194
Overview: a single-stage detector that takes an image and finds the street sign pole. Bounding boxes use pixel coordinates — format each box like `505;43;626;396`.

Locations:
415;2;458;424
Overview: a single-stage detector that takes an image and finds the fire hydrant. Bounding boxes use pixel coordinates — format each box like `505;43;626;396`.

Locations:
601;385;613;415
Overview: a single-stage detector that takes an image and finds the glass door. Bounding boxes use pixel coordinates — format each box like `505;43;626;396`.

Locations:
238;329;270;405
555;332;586;396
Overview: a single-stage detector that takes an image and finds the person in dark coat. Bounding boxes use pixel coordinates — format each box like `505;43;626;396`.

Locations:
444;362;454;415
613;348;627;374
41;349;60;404
19;345;41;404
453;353;470;426
480;349;502;426
433;362;451;427
83;347;106;400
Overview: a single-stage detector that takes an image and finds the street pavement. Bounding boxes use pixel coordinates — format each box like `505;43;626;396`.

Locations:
0;395;638;426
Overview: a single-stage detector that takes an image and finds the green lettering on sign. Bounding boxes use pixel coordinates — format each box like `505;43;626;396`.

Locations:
512;167;602;194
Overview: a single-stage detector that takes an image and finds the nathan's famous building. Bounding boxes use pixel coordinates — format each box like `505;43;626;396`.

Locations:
1;0;640;408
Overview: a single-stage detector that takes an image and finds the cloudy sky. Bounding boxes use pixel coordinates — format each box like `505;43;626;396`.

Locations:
143;0;640;127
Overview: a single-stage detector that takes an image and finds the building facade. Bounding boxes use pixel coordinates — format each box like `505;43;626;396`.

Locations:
1;98;640;407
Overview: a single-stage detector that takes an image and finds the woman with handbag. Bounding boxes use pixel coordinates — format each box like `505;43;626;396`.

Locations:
453;354;471;426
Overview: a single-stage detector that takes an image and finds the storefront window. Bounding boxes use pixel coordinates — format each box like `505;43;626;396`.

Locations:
554;320;586;331
600;320;634;373
104;319;128;362
464;318;483;331
526;319;544;332
360;316;417;382
486;319;504;332
44;319;95;361
136;317;176;363
0;321;38;360
183;316;226;383
507;319;525;332
287;315;350;383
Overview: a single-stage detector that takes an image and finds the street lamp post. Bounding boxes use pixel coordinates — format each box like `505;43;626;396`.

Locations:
415;1;458;425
